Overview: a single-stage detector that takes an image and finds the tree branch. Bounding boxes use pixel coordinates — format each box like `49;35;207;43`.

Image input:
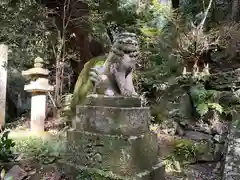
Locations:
197;0;213;30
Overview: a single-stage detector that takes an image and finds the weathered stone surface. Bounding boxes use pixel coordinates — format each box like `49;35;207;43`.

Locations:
22;57;49;77
4;165;27;180
214;143;224;161
0;44;8;127
203;110;228;135
30;93;47;132
58;160;165;180
195;141;215;162
213;134;225;143
178;93;193;120
136;161;165;180
62;80;165;179
65;130;159;176
208;68;240;90
24;78;54;92
74;106;150;135
197;151;215;162
184;131;212;141
219;91;240;106
82;94;142;107
22;57;53;132
211;121;228;135
185;123;213;134
223;114;240;180
176;124;185;136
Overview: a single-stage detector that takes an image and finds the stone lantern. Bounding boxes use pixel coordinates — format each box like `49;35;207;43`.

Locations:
22;57;54;132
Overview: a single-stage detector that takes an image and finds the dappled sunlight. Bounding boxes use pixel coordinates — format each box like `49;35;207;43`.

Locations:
1;0;240;179
8;129;53;140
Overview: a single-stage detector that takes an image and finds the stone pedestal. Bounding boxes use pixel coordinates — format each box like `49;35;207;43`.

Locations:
22;57;53;132
60;95;165;180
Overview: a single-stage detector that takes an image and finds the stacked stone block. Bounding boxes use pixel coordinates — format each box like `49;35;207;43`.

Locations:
62;95;165;180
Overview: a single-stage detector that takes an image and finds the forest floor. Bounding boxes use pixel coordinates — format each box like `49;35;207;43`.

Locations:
1;117;221;180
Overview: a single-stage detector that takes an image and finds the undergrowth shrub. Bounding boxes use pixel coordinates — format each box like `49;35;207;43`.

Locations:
171;139;200;162
190;83;223;116
164;139;206;174
13;135;65;164
76;169;122;180
0;131;15;162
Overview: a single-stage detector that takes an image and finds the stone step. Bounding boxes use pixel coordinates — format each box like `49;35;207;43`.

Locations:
58;160;166;180
82;94;142;107
65;130;160;177
74;105;150;136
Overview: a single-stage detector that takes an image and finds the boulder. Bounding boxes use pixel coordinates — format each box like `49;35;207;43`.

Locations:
184;131;212;141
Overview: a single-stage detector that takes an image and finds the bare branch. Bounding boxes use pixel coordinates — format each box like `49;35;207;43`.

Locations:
197;0;213;30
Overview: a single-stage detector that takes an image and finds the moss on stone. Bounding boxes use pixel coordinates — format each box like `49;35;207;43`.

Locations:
76;169;120;180
65;130;158;176
170;139;199;163
70;55;106;111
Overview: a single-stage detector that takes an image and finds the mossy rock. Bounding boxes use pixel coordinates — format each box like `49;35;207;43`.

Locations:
76;170;122;180
168;138;215;164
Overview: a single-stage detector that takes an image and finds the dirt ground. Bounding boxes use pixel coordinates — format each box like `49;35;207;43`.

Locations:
2;118;222;180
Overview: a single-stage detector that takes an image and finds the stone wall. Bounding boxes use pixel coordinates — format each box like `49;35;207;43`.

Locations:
208;69;240;179
222;107;240;180
153;69;240;179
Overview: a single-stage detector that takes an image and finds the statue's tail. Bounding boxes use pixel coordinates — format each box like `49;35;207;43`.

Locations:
70;60;96;110
70;55;106;111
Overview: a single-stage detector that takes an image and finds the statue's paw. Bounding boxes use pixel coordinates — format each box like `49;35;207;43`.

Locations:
89;76;97;83
89;71;98;82
122;91;138;97
132;92;139;97
105;89;115;96
99;74;108;82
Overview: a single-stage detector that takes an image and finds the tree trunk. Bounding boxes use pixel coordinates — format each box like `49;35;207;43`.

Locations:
171;0;179;9
232;0;240;22
40;0;104;89
6;90;18;122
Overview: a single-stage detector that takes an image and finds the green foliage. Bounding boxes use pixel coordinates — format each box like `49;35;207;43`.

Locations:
76;171;112;180
134;2;183;98
190;84;223;116
13;135;65;164
136;0;230;101
0;131;15;162
89;0;141;34
0;0;55;69
0;0;235;125
150;104;168;123
76;169;124;180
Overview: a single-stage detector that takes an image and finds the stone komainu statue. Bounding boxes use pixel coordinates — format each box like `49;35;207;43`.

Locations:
71;32;139;110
